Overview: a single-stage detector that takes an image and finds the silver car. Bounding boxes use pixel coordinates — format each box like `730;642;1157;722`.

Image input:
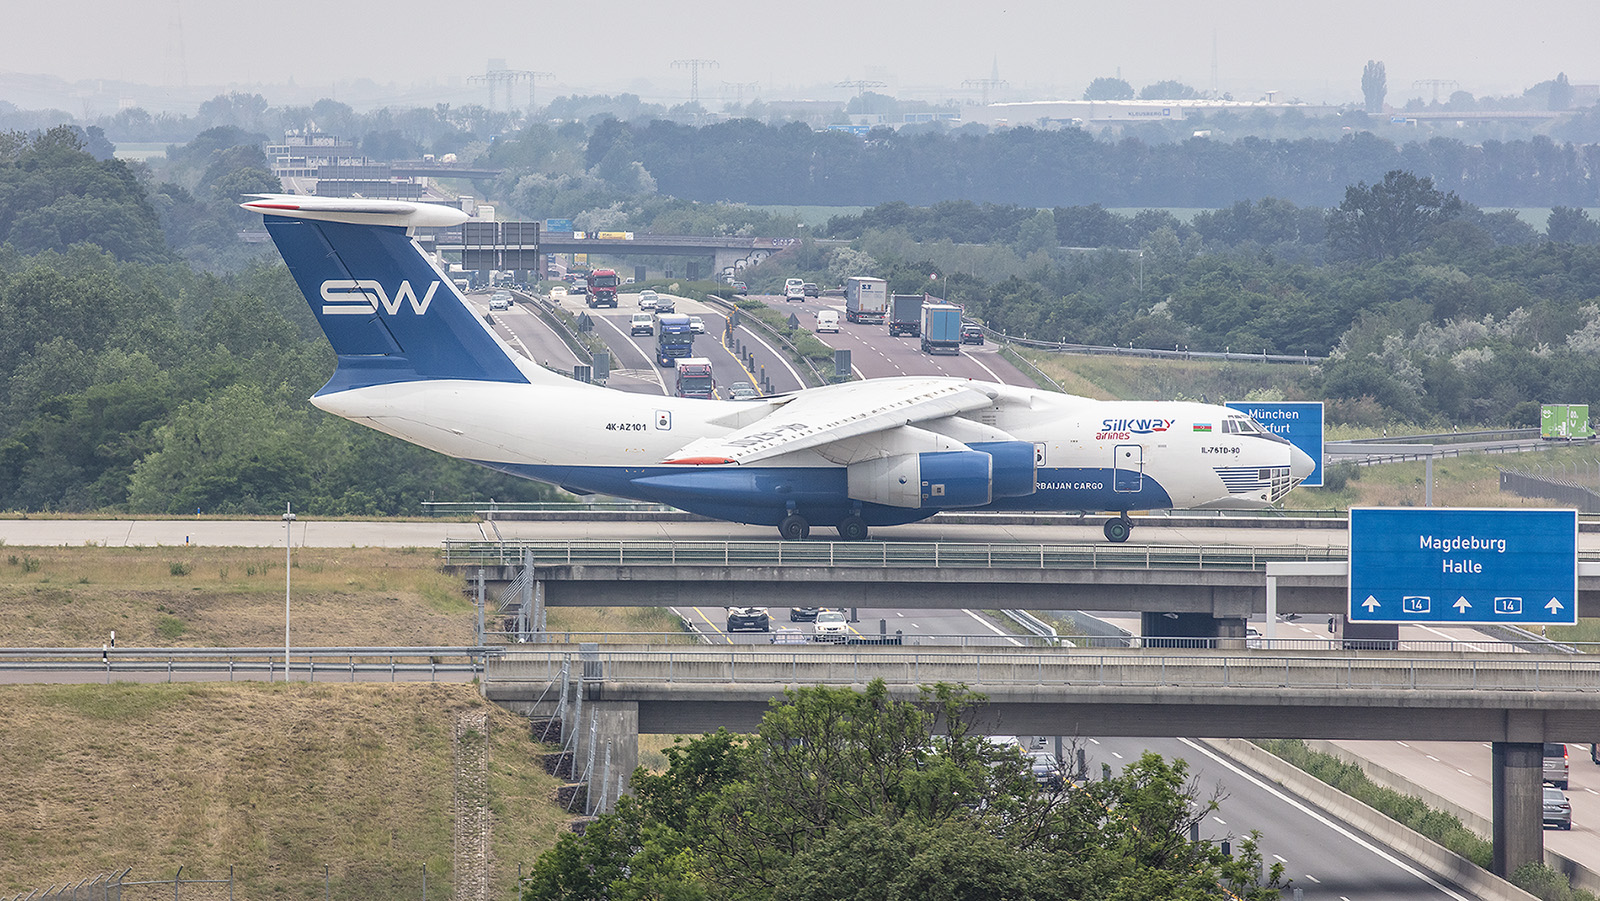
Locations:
1544;786;1572;830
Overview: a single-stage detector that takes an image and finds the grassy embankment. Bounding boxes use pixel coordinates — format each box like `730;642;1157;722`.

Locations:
0;546;689;897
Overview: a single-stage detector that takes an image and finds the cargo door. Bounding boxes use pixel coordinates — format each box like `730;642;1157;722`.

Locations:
1113;444;1143;493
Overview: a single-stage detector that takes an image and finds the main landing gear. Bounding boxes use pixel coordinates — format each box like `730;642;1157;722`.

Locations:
1103;514;1133;543
775;512;871;541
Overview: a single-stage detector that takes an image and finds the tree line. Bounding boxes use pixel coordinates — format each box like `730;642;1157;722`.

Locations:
0;129;553;514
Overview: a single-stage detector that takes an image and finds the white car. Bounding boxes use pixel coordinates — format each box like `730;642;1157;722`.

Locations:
488;297;511;311
688;315;706;334
816;311;839;333
812;610;848;642
549;286;568;300
784;278;806;302
630;313;654;336
638;289;658;310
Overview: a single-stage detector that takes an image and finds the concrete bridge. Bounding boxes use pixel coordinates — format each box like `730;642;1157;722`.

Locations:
444;538;1600;641
485;643;1600;878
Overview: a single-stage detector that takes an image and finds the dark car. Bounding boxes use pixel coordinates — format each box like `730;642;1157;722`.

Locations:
789;606;821;622
960;323;985;345
803;282;819;297
727;606;770;632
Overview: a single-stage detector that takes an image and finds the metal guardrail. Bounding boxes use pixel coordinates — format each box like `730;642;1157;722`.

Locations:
995;333;1324;366
702;293;827;387
0;647;492;681
478;632;1591;654
441;538;1351;569
488;648;1600;692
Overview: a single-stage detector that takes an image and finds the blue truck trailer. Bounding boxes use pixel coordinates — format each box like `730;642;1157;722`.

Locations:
920;302;963;355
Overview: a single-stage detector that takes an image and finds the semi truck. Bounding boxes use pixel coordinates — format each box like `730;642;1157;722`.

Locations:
920;302;964;355
675;357;716;398
585;268;620;308
888;293;926;337
844;276;888;324
1540;404;1596;440
655;313;695;366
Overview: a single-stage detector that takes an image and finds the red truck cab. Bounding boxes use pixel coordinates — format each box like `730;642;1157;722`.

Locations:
586;269;620;308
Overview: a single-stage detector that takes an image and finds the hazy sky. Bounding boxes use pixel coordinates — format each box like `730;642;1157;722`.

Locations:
7;0;1595;108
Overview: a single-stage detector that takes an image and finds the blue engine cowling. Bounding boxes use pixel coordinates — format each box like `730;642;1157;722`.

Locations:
916;450;993;508
969;441;1037;498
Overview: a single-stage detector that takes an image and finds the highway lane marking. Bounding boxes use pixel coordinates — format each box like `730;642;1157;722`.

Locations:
595;313;669;394
731;320;805;389
1177;738;1476;901
960;608;1022;646
1212;815;1226;825
1416;623;1493;652
1272;854;1288;863
1457;769;1472;777
1303;874;1321;884
690;607;733;644
1586;788;1598;795
963;349;1003;382
1425;755;1439;761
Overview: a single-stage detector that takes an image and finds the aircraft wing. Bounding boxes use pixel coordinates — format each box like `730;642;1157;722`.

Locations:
663;378;996;465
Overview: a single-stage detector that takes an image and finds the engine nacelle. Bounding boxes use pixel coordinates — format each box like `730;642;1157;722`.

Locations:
969;440;1037;498
848;450;992;509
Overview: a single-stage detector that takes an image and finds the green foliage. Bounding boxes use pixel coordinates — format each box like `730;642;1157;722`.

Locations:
1084;77;1136;101
0;127;169;263
523;682;1284;901
1326;170;1464;261
1256;740;1492;867
1511;863;1600;901
1362;61;1387;114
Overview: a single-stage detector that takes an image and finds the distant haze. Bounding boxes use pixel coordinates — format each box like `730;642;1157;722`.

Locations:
6;0;1594;111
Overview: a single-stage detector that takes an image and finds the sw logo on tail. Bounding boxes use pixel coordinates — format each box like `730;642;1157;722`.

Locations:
320;279;440;316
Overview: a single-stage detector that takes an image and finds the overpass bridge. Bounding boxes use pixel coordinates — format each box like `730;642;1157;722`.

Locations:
444;538;1600;641
487;643;1600;879
433;227;802;280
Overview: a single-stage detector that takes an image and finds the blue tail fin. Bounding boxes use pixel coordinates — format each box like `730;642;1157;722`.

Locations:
247;196;529;392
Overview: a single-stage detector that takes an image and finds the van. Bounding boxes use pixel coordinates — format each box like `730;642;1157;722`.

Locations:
816;310;839;333
1545;742;1569;789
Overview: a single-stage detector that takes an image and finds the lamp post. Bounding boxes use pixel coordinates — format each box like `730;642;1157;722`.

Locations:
283;503;295;682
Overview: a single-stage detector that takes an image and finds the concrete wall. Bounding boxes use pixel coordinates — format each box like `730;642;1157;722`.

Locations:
1206;739;1540;901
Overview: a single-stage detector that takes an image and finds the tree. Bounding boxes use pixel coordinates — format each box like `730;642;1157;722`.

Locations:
1550;72;1573;111
1084;77;1135;101
521;681;1284;901
1140;80;1201;100
1361;60;1387;114
1325;169;1462;261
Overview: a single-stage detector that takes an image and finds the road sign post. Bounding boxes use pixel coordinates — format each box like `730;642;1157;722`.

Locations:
1348;508;1578;625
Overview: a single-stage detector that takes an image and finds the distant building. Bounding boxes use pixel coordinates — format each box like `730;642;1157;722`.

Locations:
266;124;428;199
965;98;1339;130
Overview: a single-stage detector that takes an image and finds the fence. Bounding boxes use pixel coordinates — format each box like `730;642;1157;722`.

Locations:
1500;467;1600;513
10;868;229;901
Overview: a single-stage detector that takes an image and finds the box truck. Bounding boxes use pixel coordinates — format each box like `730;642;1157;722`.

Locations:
888;294;925;337
1541;404;1596;440
920;303;963;355
844;277;888;324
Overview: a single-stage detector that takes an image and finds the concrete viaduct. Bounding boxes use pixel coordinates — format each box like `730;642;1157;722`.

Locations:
485;644;1600;879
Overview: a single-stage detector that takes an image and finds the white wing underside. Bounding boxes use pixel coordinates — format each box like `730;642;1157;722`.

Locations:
662;377;999;465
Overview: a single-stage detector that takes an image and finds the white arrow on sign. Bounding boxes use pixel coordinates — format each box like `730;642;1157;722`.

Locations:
1362;595;1380;612
1546;598;1565;614
1453;597;1471;613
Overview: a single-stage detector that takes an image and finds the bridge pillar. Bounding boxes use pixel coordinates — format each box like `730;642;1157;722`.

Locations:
567;692;638;815
1140;612;1246;648
1491;741;1544;877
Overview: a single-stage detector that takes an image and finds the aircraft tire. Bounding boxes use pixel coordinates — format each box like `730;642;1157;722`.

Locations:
779;514;809;541
1103;517;1131;543
836;515;869;541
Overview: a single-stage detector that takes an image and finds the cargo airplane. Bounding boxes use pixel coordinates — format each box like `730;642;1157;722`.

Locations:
246;196;1316;542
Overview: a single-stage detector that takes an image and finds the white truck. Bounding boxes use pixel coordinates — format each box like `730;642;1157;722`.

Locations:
844;276;888;324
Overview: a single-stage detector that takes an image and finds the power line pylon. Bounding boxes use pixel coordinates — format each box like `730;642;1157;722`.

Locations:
962;77;1008;106
721;81;760;106
1412;79;1459;104
672;59;719;106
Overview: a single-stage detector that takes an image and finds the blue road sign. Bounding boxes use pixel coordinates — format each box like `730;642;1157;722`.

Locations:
1348;508;1578;625
1226;401;1324;487
545;218;574;233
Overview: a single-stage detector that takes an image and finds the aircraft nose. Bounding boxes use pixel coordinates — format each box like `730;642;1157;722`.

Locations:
1290;444;1316;482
